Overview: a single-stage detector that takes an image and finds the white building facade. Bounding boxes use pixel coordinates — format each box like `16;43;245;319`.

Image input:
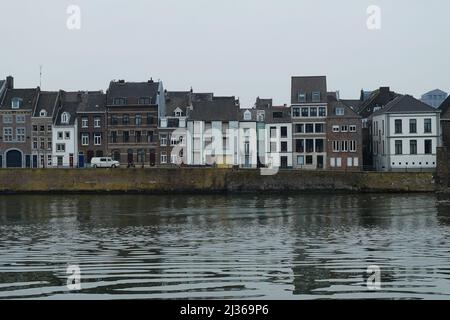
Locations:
371;95;441;171
52;111;78;167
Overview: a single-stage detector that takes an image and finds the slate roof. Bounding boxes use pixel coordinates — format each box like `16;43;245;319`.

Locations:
264;106;292;123
77;91;106;112
0;88;39;111
54;91;82;126
255;97;273;108
291;76;327;104
340;99;362;111
165;91;191;115
189;98;240;121
107;80;160;105
372;95;441;116
34;91;59;117
328;100;361;119
356;87;399;118
439;95;450;119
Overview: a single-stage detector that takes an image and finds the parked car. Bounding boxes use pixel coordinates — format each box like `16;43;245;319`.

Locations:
91;157;120;168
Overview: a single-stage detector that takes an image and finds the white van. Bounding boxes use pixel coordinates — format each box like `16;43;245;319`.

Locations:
91;157;120;168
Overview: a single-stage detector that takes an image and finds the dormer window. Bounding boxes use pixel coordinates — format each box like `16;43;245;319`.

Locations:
113;98;127;105
40;110;47;117
335;107;345;116
243;110;252;121
11;97;22;109
174;107;183;117
138;97;151;105
257;110;265;122
312;92;321;102
61;112;70;124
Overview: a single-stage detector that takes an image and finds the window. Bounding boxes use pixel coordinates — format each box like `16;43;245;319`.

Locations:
16;128;25;142
410;140;417;155
94;117;101;128
272;112;283;118
135;131;142;143
332;141;339;152
47;138;52;149
160;134;167;146
138;97;151;105
341;125;348;132
57;131;63;140
297;155;305;165
318;107;326;117
315;123;324;133
292;107;300;117
147;131;154;143
61;112;69;124
305;124;314;133
296;139;304;153
395;119;402;134
301;108;309;117
270;127;277;138
111;131;117;143
425;140;432;154
349;125;356;132
135;114;142;126
315;139;324;153
305;139;314;153
336;157;342;167
123;131;130;143
281;141;288;152
113;98;126;105
409;119;417;134
122;114;130;125
82;117;88;128
332;126;339;133
147;114;154;125
40;110;47;117
64;131;70;140
11;98;23;109
335;107;345;116
298;93;306;103
40;125;45;132
305;155;313;165
16;115;25;123
3;115;13;124
424;119;432;133
40;138;45;149
312;92;321;102
330;158;336;167
280;126;288;138
94;133;101;146
47;155;52;166
56;143;66;152
295;124;304;133
137;149;145;163
170;136;178;146
395;140;403;155
243;110;252;121
341;140;348;152
111;115;118;125
309;107;317;117
3;128;13;142
33;137;38;149
349;140;357;152
257;110;265;122
57;156;63;166
161;151;167;164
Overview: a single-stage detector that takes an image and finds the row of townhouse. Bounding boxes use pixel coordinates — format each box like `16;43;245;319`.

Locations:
0;75;445;171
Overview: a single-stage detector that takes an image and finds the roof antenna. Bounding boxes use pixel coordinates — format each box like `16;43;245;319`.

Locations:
39;65;43;88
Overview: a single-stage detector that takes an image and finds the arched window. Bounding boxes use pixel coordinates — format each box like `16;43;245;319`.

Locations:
61;112;70;124
40;109;47;117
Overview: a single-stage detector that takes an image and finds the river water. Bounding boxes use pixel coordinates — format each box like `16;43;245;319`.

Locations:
0;193;450;300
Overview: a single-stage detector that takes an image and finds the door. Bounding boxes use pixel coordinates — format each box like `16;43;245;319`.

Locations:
87;150;94;164
69;154;74;168
6;150;22;168
127;149;134;165
281;156;288;169
317;155;324;169
78;153;85;168
32;155;38;168
149;149;156;167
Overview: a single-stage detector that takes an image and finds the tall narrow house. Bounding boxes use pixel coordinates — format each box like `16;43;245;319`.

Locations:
0;77;39;168
106;79;165;166
291;76;327;169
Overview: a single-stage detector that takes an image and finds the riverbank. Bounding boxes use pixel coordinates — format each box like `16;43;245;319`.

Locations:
0;168;439;194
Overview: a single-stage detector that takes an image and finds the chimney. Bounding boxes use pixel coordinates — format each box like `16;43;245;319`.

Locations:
380;87;390;94
6;76;14;89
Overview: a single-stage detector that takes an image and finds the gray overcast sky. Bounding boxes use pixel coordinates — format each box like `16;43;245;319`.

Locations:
1;0;449;107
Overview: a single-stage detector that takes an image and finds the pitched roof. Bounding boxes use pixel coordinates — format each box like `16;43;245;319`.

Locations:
372;95;440;116
422;89;448;97
264;106;292;123
165;91;191;115
55;91;82;126
291;76;327;104
439;95;450;119
34;91;59;117
77;91;106;112
0;88;39;111
340;99;362;111
255;97;273;108
107;80;160;105
356;87;398;118
189;98;240;121
328;100;361;119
